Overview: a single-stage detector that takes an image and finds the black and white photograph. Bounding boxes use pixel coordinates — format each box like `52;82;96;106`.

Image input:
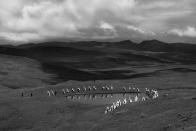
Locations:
0;0;196;131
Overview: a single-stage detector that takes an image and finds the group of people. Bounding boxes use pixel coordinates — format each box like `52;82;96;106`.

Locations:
123;86;140;93
47;90;57;96
104;95;142;114
46;85;143;97
67;86;98;93
104;88;159;114
65;93;115;100
145;88;159;99
47;85;114;96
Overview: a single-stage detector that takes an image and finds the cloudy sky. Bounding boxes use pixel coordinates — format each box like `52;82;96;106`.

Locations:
0;0;196;44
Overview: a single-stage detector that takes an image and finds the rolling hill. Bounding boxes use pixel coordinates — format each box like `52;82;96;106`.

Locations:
0;40;196;85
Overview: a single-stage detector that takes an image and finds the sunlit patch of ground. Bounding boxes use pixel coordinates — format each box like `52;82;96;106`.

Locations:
0;55;54;91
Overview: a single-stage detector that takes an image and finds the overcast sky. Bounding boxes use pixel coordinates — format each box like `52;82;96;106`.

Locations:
0;0;196;44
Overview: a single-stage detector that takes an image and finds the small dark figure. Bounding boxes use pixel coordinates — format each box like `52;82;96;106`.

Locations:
54;91;57;96
192;97;196;100
21;92;24;97
30;93;33;97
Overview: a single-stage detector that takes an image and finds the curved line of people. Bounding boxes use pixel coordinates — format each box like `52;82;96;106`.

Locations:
104;88;159;114
104;95;142;114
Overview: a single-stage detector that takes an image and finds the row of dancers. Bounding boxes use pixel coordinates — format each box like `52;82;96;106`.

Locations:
104;88;159;114
104;95;142;114
46;85;141;96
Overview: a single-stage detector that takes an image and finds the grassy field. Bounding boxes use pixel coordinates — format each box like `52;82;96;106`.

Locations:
0;42;196;131
0;70;196;131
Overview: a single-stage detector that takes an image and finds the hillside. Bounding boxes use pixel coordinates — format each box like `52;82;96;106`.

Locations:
0;40;196;86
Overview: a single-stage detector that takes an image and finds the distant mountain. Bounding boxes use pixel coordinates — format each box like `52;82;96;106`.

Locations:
0;40;196;64
138;40;173;52
138;40;196;54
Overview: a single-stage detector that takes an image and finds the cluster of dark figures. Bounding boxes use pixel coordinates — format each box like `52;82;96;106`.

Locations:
21;92;33;97
63;93;115;100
